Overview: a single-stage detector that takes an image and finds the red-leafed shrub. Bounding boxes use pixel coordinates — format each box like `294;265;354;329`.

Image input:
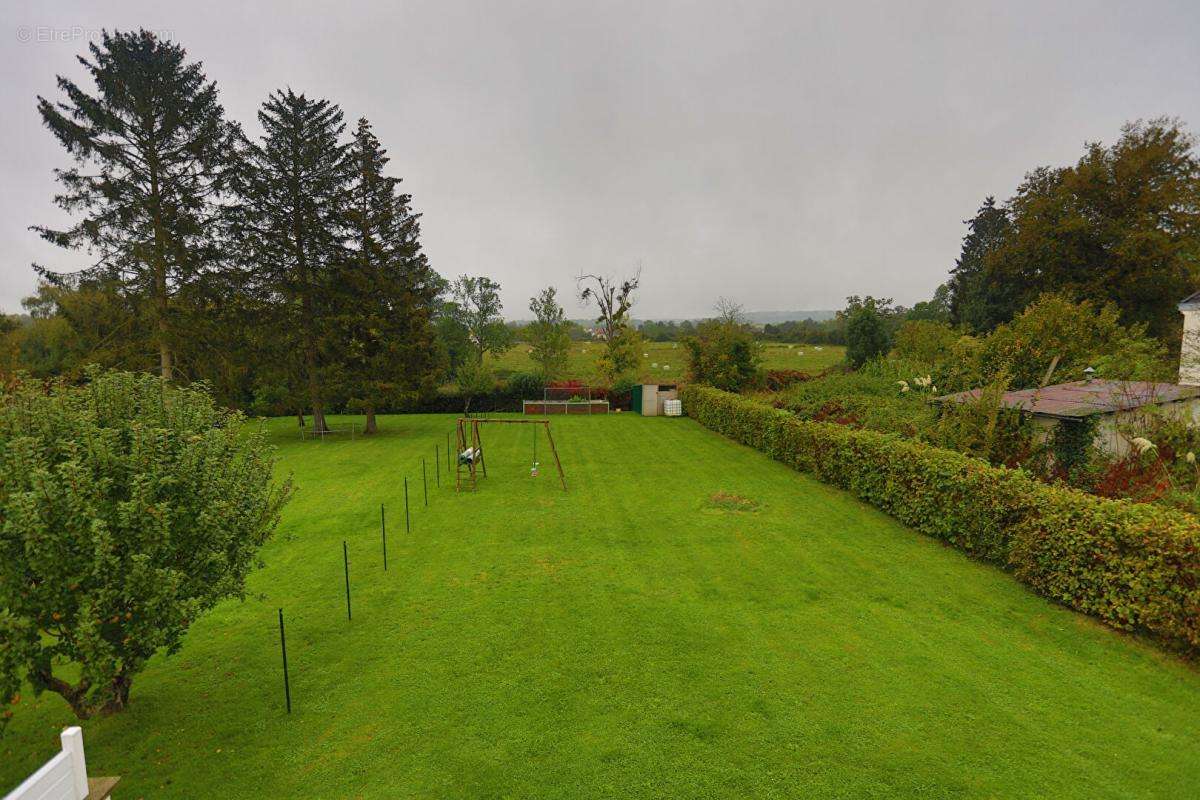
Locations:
764;369;812;391
1092;456;1171;503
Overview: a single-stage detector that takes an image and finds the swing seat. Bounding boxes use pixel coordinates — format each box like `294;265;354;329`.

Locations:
459;447;478;465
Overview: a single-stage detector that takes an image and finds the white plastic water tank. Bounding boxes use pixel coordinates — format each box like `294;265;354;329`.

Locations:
663;399;682;417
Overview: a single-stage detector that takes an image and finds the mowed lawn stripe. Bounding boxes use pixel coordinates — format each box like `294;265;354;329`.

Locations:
2;413;1199;798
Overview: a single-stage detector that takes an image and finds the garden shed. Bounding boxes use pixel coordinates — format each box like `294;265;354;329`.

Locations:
933;379;1200;457
632;384;678;416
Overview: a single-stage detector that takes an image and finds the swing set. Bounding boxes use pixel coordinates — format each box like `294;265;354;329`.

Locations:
455;417;567;492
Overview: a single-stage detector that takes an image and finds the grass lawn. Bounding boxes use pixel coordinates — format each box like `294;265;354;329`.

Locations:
3;413;1200;798
485;341;844;383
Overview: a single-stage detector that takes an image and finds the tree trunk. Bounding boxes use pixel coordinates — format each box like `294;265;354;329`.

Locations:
40;677;91;720
99;673;133;715
364;406;377;435
304;339;329;433
149;159;174;381
40;670;133;719
311;402;329;434
158;317;173;381
291;186;327;433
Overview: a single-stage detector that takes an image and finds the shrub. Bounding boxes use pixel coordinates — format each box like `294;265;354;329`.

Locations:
891;320;960;364
771;368;934;437
978;292;1168;388
927;376;1039;468
0;368;292;727
608;376;638;411
389;389;520;414
681;384;1200;656
454;359;495;415
683;319;763;392
506;371;546;400
763;369;812;391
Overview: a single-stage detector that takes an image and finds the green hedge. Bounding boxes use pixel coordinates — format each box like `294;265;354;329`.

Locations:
681;384;1200;656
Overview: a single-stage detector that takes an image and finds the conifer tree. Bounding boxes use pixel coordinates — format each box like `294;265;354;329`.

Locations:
228;90;354;432
342;118;440;434
33;30;236;380
947;196;1012;332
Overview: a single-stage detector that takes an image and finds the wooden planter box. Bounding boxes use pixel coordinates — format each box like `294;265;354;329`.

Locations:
523;400;610;415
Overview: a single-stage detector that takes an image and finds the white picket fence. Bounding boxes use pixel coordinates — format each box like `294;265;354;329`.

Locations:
3;727;107;800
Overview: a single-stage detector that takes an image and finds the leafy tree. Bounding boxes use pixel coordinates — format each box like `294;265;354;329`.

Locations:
454;358;494;416
341;118;440;433
842;296;894;368
0;368;291;727
449;276;512;364
34;30;236;380
228;89;355;433
907;283;952;323
527;287;571;379
577;269;642;383
434;299;474;375
9;281;150;378
684;316;762;392
977;292;1168;387
0;316;21;377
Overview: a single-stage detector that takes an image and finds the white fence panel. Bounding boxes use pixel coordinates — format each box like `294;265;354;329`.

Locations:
4;728;89;800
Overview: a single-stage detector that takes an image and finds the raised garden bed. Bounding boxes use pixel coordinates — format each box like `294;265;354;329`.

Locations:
522;400;610;415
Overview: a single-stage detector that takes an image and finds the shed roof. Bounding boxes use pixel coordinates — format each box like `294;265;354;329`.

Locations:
933;380;1200;420
1180;291;1200;311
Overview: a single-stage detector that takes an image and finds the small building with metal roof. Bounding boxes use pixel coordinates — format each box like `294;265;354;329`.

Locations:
934;380;1200;457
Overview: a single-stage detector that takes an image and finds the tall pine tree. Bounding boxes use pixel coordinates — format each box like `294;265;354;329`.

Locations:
34;29;235;379
342;118;440;434
229;90;354;433
947;196;1012;332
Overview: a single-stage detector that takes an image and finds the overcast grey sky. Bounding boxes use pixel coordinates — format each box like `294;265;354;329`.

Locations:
3;1;1199;319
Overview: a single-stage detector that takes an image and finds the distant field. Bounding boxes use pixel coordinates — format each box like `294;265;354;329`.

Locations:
486;341;845;383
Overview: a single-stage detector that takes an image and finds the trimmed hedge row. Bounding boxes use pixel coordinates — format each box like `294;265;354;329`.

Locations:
382;388;632;415
681;384;1200;656
386;390;523;414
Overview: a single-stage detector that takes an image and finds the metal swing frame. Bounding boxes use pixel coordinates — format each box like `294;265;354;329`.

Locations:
455;417;567;492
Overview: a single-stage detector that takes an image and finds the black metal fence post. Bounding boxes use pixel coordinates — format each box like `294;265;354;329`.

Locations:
423;458;428;506
278;608;291;714
343;541;352;621
381;503;387;571
404;477;410;534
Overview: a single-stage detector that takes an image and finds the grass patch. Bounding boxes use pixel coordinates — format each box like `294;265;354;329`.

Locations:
2;413;1199;798
486;341;845;383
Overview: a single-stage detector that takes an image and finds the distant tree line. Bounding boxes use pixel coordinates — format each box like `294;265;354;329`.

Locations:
0;30;452;431
0;28;664;419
